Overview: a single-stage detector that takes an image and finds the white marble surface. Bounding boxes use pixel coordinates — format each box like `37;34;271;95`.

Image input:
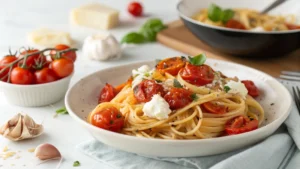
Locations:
0;0;184;168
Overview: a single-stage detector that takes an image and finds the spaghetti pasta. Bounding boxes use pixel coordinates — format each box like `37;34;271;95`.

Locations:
88;55;264;140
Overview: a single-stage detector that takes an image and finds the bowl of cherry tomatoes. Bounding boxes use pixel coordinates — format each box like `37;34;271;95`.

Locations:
0;44;77;107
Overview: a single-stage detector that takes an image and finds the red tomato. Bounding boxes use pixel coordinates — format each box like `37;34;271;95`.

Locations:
225;19;246;30
19;49;46;69
202;102;227;114
133;79;165;103
180;63;214;86
285;23;300;30
50;58;74;78
50;44;76;62
225;116;258;135
128;2;143;16
0;68;9;82
0;55;18;68
34;68;58;84
99;83;117;103
91;107;124;132
10;67;34;85
164;88;193;110
156;57;186;76
241;80;260;97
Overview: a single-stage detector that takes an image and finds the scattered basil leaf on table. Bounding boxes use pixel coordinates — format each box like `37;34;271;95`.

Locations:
56;107;68;115
208;4;234;23
188;54;207;65
121;18;166;44
173;79;183;88
73;161;80;167
121;32;145;44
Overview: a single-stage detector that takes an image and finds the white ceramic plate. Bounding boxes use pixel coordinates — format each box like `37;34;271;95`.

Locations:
65;59;292;157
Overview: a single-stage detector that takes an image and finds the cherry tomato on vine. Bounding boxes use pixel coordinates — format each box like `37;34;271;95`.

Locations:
91;107;124;132
0;68;9;82
50;58;74;78
50;44;76;62
18;49;46;69
128;2;143;17
0;55;18;69
34;68;58;84
10;67;34;85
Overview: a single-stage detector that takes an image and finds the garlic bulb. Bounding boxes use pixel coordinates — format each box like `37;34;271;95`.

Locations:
35;143;61;160
82;33;121;61
0;114;43;141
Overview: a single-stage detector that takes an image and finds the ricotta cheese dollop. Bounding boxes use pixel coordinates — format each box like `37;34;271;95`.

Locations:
131;65;153;88
225;80;248;99
142;94;172;120
82;33;121;61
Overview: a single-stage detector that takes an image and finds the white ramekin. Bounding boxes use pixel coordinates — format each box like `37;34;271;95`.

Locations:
0;73;73;107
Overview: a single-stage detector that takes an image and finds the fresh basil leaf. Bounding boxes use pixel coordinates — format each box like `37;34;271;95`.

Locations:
173;79;183;88
190;93;198;101
221;9;234;23
73;161;80;167
121;32;145;44
188;54;207;65
140;28;157;42
224;86;231;93
56;107;68;114
139;18;166;42
208;4;222;22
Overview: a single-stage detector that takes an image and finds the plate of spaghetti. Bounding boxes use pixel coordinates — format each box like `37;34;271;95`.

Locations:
66;54;292;157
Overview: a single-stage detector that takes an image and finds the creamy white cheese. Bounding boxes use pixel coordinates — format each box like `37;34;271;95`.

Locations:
142;94;172;120
225;80;248;99
82;33;121;61
250;27;265;32
131;65;153;88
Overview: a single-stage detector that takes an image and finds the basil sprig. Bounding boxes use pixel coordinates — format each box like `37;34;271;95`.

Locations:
188;54;206;66
208;4;234;23
121;18;166;44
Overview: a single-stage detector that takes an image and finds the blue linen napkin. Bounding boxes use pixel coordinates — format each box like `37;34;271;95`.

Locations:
77;81;300;169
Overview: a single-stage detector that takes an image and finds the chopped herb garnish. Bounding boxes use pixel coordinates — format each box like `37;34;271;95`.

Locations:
270;103;274;106
144;72;150;77
191;93;198;101
73;161;80;167
173;79;183;88
188;54;206;66
224;86;231;93
56;107;68;115
155;79;162;83
249;117;254;121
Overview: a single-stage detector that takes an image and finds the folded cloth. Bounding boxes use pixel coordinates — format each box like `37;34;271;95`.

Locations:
77;81;300;169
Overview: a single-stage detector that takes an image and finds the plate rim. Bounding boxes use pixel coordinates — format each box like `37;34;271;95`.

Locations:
65;58;292;144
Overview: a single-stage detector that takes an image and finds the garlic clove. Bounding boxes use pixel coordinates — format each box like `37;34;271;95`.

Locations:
35;143;61;160
0;113;43;141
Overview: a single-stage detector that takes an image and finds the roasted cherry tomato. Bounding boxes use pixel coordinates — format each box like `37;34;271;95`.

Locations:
50;58;74;78
285;23;300;30
225;116;258;135
202;102;227;114
99;83;117;103
156;57;186;76
19;49;46;69
164;88;193;110
91;107;124;132
128;1;143;17
50;44;76;62
225;19;246;30
134;79;165;103
34;68;58;84
10;67;34;85
180;63;214;86
241;80;260;97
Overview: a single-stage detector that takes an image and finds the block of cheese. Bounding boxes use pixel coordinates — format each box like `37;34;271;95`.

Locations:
70;3;119;30
28;28;73;47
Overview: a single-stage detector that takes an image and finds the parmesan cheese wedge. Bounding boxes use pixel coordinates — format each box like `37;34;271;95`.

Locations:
70;3;119;30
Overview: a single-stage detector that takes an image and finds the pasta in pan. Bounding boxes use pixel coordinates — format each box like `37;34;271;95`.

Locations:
193;4;300;31
88;55;264;139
